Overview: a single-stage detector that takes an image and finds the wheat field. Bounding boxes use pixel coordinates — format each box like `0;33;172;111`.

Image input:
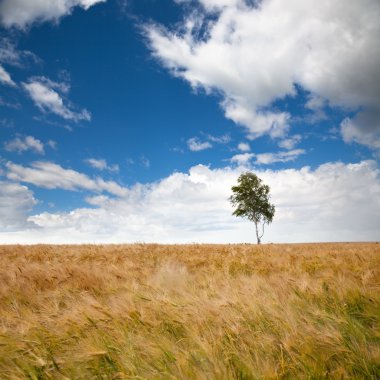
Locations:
0;243;379;379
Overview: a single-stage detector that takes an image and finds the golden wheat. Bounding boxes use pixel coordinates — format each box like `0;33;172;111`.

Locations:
0;243;379;379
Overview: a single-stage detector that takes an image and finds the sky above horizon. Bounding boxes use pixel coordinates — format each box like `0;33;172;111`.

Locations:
0;0;379;243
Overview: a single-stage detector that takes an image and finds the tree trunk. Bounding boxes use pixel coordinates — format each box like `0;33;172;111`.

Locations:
255;222;261;244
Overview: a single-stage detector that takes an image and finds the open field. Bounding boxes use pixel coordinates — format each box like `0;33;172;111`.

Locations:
0;243;379;379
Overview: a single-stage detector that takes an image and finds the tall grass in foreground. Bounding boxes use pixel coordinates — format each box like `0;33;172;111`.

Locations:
0;243;379;379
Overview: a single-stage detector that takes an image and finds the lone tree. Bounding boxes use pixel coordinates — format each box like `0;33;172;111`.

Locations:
230;172;275;244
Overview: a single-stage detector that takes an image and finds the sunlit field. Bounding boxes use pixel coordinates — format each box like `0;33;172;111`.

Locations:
0;243;379;379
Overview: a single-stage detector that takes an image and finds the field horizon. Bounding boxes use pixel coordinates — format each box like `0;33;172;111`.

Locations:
1;241;378;246
0;243;379;379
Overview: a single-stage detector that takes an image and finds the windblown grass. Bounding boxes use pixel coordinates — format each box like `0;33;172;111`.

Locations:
0;243;379;379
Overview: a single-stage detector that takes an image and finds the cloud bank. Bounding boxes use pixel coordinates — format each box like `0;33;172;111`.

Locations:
0;160;379;243
0;182;37;231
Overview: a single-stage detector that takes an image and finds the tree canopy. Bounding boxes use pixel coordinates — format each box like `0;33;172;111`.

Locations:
230;172;275;244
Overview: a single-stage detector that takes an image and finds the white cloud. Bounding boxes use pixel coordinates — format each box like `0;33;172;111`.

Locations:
85;158;119;172
4;135;45;154
0;39;20;65
231;149;305;165
47;140;57;149
305;94;325;112
254;149;305;165
187;134;230;152
304;94;327;123
341;111;380;150
0;64;15;86
207;133;230;144
0;181;37;231
223;100;290;139
278;134;301;150
0;0;106;28
5;161;127;197
230;152;254;164
0;38;39;67
85;194;110;206
23;77;91;122
146;0;380;145
187;137;212;151
177;0;240;10
237;142;250;152
0;160;378;243
33;75;71;94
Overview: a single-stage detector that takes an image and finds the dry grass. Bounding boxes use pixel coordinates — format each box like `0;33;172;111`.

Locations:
0;243;379;379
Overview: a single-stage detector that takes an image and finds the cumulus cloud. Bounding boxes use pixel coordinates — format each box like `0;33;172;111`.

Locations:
341;110;380;150
23;77;91;122
223;101;290;139
187;137;212;151
0;64;15;86
230;152;254;164
4;135;45;154
278;134;301;150
0;181;37;231
304;94;327;123
0;0;106;28
146;0;380;146
85;158;119;172
0;160;378;243
237;142;250;152
305;95;325;112
5;161;127;197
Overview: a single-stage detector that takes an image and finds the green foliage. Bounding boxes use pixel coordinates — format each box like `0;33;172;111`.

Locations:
230;172;275;243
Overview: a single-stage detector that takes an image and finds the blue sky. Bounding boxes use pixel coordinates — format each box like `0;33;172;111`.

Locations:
0;0;379;243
